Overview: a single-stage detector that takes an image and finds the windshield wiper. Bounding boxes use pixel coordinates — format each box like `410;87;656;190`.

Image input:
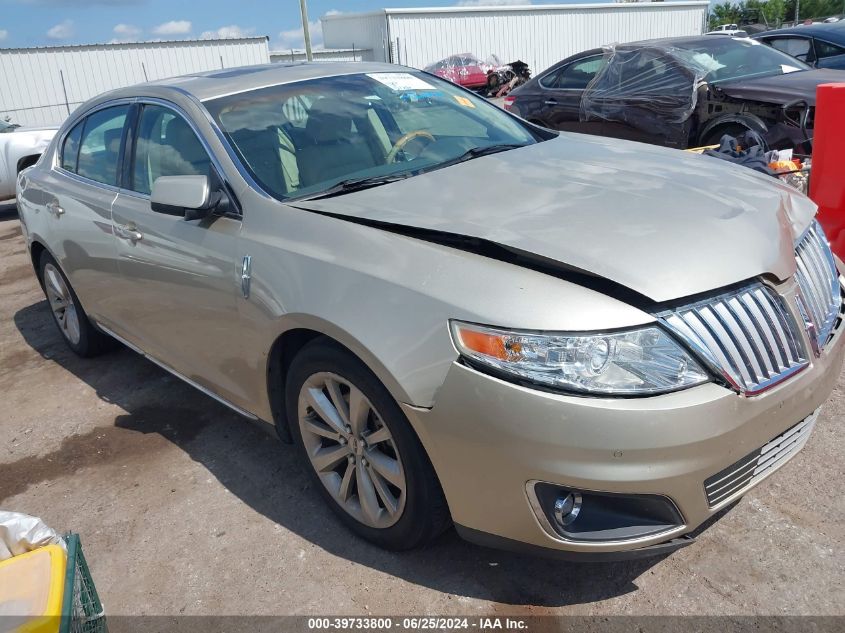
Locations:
301;174;410;201
437;143;528;170
299;144;526;201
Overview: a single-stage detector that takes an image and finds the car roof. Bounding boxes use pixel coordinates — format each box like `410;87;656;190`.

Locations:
554;35;752;63
110;61;410;102
534;36;724;78
753;21;845;41
555;34;756;65
623;34;748;48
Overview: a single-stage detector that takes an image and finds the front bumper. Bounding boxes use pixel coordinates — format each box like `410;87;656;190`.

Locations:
402;312;845;556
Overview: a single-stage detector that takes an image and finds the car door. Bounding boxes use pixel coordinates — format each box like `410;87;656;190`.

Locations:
108;101;248;407
587;49;694;148
535;55;606;132
41;103;130;322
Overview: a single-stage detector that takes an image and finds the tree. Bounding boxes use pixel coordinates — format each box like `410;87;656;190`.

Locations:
709;0;789;28
747;0;787;26
709;1;743;29
783;0;840;21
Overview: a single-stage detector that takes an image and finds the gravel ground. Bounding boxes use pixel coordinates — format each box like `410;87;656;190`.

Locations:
1;207;843;616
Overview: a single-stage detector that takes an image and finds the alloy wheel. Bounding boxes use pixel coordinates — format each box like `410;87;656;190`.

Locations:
297;372;407;528
43;263;81;346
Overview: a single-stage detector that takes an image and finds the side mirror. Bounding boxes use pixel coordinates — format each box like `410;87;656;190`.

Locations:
151;175;213;219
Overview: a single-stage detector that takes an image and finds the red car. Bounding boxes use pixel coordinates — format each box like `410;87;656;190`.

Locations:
424;54;490;89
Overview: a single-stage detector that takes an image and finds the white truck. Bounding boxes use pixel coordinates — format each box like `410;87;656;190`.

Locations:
0;120;57;203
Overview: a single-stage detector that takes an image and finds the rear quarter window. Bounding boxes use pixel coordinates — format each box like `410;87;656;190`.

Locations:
60;122;83;172
815;39;845;58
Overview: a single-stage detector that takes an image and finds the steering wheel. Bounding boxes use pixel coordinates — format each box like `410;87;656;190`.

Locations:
386;130;436;163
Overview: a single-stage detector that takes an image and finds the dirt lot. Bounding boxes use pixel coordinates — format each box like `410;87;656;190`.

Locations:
1;207;843;616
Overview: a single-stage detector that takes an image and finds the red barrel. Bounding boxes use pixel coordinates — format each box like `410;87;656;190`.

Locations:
810;83;845;259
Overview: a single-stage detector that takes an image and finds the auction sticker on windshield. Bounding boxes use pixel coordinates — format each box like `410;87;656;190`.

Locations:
367;73;436;91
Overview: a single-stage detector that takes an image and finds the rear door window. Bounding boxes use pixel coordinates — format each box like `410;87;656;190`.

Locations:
766;37;813;61
540;56;605;90
76;106;129;186
557;56;605;90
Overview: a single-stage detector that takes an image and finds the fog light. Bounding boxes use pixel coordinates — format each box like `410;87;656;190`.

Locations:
532;482;684;542
553;492;582;527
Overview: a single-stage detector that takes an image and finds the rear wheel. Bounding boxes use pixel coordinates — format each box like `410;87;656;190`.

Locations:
286;339;451;549
39;252;113;357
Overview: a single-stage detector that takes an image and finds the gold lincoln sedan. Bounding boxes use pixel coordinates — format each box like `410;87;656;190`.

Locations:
16;63;845;558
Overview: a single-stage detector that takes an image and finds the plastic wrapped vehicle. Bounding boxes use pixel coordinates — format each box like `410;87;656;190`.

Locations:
424;54;491;89
506;36;838;152
578;44;711;146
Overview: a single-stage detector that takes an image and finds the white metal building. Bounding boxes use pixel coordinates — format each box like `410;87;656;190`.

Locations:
270;47;374;64
322;2;709;73
0;37;270;127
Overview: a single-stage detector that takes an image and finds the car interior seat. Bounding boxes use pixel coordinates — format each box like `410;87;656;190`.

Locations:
297;99;380;187
230;126;299;197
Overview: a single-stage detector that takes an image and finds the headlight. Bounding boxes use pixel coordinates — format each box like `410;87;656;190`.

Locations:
450;320;710;395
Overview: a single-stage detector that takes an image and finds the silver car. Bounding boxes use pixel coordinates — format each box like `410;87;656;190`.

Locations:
16;63;845;558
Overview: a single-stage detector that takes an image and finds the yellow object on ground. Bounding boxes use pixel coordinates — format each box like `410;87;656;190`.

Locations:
0;545;66;633
685;144;720;154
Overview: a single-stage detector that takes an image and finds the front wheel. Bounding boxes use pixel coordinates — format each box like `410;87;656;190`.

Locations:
699;124;750;147
285;339;451;550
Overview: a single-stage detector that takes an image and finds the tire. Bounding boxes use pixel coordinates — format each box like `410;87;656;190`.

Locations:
285;338;451;550
38;251;114;357
700;124;749;147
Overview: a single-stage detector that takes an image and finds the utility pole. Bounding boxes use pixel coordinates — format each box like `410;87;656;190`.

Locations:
795;0;800;24
299;0;313;61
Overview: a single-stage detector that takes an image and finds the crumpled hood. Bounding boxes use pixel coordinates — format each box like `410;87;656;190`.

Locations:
715;69;845;106
294;134;816;304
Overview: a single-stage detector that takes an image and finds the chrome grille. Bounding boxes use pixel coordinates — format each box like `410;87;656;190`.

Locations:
662;284;807;395
794;221;842;350
704;409;819;507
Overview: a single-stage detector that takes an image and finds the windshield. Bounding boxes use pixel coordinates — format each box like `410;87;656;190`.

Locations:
672;37;810;84
204;71;538;200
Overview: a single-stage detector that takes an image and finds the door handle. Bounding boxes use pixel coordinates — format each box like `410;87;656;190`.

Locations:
544;99;559;106
115;224;143;242
46;201;64;216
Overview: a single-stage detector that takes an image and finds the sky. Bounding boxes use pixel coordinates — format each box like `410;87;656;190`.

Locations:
0;0;615;50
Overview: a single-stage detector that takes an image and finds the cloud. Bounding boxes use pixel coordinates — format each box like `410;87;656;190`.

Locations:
113;23;141;39
277;20;323;50
200;25;254;39
152;20;191;36
47;19;74;40
0;29;7;42
456;0;532;5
